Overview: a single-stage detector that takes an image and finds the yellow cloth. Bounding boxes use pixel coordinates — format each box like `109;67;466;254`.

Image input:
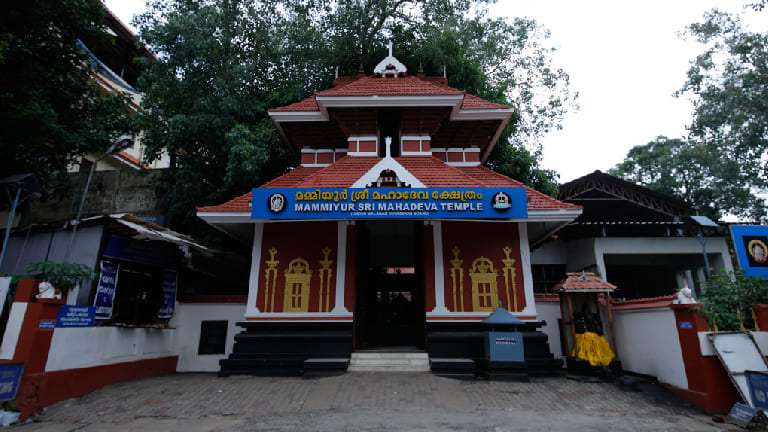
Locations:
572;331;615;366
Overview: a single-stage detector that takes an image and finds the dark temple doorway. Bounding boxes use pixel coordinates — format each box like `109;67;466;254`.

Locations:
354;220;425;349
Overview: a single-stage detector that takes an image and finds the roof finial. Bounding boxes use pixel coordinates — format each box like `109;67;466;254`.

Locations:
387;41;393;57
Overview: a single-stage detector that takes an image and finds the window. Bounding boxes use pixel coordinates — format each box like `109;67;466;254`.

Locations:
531;264;566;294
198;321;228;355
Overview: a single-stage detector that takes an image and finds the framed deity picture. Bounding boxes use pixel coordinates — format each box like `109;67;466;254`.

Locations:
731;226;768;278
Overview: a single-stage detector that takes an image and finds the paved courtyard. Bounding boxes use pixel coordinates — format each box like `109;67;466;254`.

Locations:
15;372;742;431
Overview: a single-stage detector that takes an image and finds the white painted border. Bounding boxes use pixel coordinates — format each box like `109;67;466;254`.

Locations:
246;222;264;316
430;221;450;313
332;221;350;313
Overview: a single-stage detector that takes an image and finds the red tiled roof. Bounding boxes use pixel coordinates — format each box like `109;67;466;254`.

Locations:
552;272;617;293
196;191;252;213
461;94;509;110
317;75;463;97
269;75;508;112
456;166;582;211
270;96;319;112
198;158;579;213
196;166;322;213
261;166;324;188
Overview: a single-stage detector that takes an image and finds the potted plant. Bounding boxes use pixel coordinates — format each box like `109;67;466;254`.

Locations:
24;261;98;299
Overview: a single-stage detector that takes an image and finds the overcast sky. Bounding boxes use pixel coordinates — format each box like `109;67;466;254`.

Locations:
104;0;764;183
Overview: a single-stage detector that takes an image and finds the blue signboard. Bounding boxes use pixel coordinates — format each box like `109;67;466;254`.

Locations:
251;187;527;220
727;402;759;428
94;260;119;320
731;225;768;279
0;363;24;401
56;306;96;328
158;269;177;319
746;371;768;410
484;331;525;362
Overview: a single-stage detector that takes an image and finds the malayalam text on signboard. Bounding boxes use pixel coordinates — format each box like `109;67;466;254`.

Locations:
251;187;527;220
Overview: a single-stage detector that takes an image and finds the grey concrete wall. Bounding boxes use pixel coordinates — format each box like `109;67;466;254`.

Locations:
28;169;170;224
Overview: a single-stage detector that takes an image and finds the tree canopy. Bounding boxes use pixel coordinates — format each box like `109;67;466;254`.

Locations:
612;4;767;222
0;0;135;196
134;0;576;232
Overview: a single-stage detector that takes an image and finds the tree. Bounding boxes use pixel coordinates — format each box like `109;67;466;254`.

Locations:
135;0;576;233
609;136;727;221
676;6;768;221
0;0;135;196
611;5;768;222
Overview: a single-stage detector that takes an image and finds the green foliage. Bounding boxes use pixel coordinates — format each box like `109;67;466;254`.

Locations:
24;261;97;294
0;0;136;197
609;136;722;220
698;269;768;331
675;6;768;222
134;0;575;233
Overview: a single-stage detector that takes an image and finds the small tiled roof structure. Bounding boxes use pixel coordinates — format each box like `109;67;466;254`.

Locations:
552;272;617;294
196;156;582;213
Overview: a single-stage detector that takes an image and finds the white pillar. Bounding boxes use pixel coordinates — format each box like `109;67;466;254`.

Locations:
246;222;264;316
331;221;350;313
518;223;537;317
430;220;450;314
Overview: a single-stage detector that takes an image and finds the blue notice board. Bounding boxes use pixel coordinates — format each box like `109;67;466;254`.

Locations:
746;370;768;410
484;331;524;361
56;305;96;328
0;363;24;401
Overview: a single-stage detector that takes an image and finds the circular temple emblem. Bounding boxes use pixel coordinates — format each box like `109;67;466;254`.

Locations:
268;193;287;214
491;191;512;212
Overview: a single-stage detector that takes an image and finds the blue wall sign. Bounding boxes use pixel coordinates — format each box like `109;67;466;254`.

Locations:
0;363;24;401
56;306;96;328
158;269;177;319
94;260;119;320
251;187;528;220
731;225;768;279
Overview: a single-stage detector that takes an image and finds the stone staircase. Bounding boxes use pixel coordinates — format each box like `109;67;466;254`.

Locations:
347;351;430;372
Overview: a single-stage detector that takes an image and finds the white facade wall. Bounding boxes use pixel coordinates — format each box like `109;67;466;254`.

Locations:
564;238;597;272
530;241;567;265
39;302;245;373
593;237;734;280
535;300;564;359
45;326;176;371
174;303;246;372
613;307;688;389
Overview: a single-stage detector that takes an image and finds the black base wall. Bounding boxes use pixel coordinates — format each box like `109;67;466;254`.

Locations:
219;321;353;376
219;320;563;377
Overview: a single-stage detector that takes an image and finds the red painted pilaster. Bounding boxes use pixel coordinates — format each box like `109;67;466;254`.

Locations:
670;304;741;413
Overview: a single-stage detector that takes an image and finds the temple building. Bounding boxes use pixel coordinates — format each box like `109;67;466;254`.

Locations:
196;50;582;375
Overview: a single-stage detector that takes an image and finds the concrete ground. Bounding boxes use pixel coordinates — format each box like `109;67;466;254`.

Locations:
11;372;743;431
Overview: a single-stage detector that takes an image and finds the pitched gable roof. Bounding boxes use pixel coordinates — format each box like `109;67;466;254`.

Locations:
197;157;581;214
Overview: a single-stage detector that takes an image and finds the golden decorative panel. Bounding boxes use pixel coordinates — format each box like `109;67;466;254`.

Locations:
318;247;334;312
469;257;499;312
283;257;313;312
